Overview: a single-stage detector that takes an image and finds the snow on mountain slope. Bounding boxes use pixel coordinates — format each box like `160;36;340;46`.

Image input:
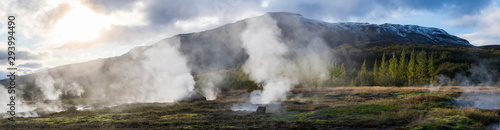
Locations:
265;12;471;46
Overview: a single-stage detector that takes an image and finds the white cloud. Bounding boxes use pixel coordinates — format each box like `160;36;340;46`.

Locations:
458;3;500;46
174;16;221;31
261;1;269;8
444;15;479;27
106;1;147;26
458;33;500;46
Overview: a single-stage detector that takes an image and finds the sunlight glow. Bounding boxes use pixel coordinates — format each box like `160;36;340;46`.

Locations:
261;1;269;8
51;3;109;42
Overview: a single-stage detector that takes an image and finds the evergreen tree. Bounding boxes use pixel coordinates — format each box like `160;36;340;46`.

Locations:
350;68;357;86
416;50;427;84
331;64;338;86
361;60;367;73
373;59;378;85
359;60;368;86
340;63;346;85
407;50;416;85
378;53;390;85
498;77;500;86
389;52;398;78
398;49;407;79
379;53;387;76
428;52;436;83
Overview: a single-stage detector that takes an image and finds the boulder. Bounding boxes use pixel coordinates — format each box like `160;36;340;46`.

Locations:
256;106;266;114
183;91;207;101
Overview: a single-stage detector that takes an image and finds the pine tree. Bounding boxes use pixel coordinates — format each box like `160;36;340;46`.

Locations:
428;52;436;83
378;53;390;86
373;60;378;76
379;53;387;76
331;64;338;86
407;50;416;85
359;60;368;86
389;52;398;78
351;68;357;86
498;77;500;86
373;59;378;85
416;50;427;84
340;63;346;86
398;49;407;79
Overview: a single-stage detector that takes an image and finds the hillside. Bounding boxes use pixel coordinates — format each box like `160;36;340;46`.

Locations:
0;12;491;100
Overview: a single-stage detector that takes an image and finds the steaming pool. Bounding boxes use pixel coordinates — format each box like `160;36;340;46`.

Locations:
453;89;500;129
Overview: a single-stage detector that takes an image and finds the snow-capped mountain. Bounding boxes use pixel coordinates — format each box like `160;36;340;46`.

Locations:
265;12;471;46
2;12;472;96
156;12;472;74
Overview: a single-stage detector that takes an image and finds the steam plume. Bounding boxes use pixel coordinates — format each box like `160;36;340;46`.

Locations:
239;14;330;104
1;37;196;116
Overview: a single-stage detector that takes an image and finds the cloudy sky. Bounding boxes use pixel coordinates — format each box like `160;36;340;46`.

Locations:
0;0;500;78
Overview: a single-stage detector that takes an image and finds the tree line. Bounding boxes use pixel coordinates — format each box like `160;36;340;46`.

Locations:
330;49;439;86
193;43;500;91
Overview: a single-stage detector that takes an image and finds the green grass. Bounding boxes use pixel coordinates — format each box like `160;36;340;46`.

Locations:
290;89;499;129
1;87;499;129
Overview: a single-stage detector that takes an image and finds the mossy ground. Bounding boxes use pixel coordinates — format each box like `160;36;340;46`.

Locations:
1;86;499;129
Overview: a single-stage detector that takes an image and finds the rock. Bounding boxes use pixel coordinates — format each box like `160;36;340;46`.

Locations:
256;106;266;114
183;91;207;101
293;101;307;105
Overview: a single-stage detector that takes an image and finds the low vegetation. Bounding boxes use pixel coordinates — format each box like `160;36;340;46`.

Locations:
2;87;499;129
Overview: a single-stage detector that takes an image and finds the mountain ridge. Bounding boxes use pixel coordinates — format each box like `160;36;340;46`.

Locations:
2;12;474;91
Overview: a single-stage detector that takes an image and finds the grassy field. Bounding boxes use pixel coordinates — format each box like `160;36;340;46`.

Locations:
1;86;500;129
